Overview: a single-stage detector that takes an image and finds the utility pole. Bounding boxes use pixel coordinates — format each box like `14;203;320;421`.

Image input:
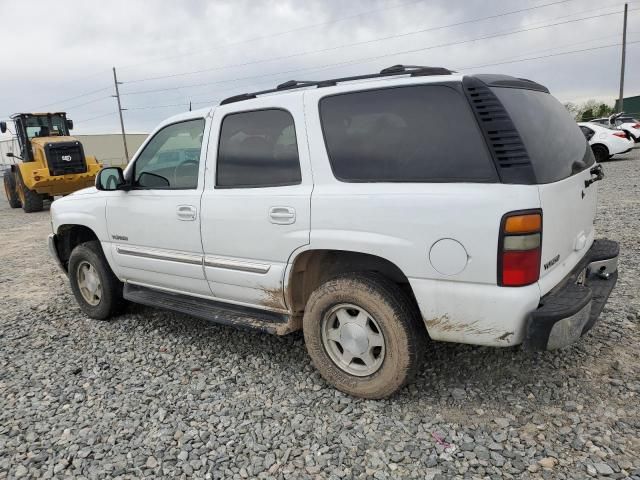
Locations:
112;67;129;162
618;3;628;113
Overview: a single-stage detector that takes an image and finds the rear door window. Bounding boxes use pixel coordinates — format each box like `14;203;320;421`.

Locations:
319;85;497;183
491;87;593;183
216;109;302;188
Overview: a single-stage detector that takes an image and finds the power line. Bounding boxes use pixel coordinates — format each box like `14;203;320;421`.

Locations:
124;0;577;85
120;7;636;97
127;103;195;110
458;31;638;67
30;86;112;111
116;0;431;73
76;112;118;123
65;96;112;111
21;0;434;105
107;36;640;115
457;39;640;70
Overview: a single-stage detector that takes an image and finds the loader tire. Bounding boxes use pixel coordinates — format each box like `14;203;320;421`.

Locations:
3;170;21;208
15;169;44;213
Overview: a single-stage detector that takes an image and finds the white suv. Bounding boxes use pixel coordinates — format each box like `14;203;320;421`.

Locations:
48;65;619;398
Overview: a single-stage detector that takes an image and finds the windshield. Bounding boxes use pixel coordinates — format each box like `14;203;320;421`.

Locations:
24;115;68;140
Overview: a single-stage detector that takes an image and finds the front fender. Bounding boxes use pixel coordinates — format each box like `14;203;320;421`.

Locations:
51;195;108;241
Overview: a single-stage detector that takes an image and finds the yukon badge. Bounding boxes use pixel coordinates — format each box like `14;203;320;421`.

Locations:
112;234;128;241
544;254;560;270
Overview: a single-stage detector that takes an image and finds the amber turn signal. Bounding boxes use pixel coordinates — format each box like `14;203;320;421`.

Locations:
504;213;542;234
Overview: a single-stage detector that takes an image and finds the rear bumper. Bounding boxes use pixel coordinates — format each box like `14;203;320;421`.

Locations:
523;239;619;350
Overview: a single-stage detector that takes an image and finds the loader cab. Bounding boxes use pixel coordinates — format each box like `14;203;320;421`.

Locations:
10;112;73;161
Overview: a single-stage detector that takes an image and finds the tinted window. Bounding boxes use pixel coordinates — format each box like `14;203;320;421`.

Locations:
217;109;301;188
579;126;594;141
491;88;593;183
617;117;637;125
134;119;205;189
319;85;496;182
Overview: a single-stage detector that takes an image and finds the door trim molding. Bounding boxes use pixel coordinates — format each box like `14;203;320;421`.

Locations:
114;245;272;274
115;245;203;265
204;256;271;274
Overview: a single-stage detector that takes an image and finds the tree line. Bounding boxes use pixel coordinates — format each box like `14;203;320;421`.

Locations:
563;100;614;122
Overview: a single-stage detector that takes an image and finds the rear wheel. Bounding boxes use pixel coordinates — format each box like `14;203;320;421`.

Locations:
591;144;609;163
68;240;124;320
303;272;425;399
3;170;21;208
15;169;43;213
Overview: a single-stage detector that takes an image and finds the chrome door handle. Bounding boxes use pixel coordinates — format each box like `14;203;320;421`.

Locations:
269;206;295;224
177;204;197;221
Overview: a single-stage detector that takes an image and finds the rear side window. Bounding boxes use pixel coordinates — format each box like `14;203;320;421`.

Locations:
491;87;593;183
319;85;497;182
579;125;595;141
217;109;302;188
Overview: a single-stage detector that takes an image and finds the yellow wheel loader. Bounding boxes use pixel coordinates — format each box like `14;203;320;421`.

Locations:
1;113;101;212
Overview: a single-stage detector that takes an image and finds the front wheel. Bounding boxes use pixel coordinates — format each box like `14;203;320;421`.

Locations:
303;273;425;399
68;241;124;320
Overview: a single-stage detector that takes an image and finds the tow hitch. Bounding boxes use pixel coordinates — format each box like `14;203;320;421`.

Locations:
585;164;604;188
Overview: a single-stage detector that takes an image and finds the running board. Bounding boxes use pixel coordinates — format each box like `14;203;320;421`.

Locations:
123;284;295;335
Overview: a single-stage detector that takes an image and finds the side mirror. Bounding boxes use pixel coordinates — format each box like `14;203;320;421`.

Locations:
95;167;126;191
0;121;6;134
66;119;74;131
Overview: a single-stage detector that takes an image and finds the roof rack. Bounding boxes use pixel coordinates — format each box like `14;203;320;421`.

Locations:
220;65;453;105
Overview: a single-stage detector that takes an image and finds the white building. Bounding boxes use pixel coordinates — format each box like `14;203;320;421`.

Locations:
1;133;148;170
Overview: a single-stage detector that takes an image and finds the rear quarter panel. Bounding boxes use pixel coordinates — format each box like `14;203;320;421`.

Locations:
302;86;542;346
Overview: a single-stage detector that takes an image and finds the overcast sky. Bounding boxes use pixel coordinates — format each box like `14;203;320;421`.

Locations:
0;0;637;137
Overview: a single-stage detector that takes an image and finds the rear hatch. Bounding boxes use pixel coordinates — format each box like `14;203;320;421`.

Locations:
491;86;597;295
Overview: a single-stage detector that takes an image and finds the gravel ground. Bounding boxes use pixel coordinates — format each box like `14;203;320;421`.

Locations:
1;148;639;480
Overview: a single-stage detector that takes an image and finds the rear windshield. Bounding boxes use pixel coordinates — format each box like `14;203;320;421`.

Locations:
491;87;593;183
319;85;497;183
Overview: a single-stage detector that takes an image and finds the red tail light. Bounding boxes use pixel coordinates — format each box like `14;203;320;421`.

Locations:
498;210;542;287
613;131;627;138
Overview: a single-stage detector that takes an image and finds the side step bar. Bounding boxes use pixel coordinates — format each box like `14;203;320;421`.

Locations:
123;284;295;335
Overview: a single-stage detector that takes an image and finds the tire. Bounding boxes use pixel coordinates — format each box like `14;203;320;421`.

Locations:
15;169;44;213
68;240;124;320
303;272;425;399
3;170;21;208
591;144;609;163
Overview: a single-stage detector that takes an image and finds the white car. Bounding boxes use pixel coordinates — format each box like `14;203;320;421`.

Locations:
591;114;640;142
578;122;634;162
48;66;619;398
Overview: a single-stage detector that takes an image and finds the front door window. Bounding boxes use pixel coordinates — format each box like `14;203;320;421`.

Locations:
134;119;205;189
